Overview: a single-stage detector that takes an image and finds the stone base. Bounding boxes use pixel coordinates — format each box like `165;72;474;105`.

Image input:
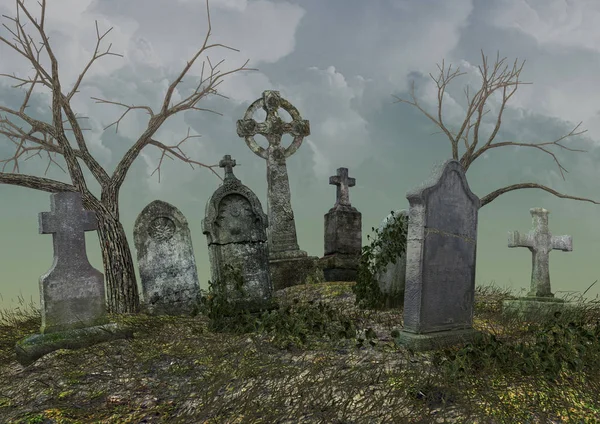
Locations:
270;255;324;290
502;297;588;322
15;322;134;367
394;328;483;352
320;254;359;282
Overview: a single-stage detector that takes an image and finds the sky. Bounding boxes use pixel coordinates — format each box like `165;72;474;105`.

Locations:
1;0;600;314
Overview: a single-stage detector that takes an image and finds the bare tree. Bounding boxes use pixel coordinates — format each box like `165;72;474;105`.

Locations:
0;0;255;314
393;50;599;208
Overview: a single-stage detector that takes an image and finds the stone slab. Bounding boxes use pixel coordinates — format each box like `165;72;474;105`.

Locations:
501;298;593;322
394;328;483;352
320;253;359;282
15;322;134;367
270;256;324;290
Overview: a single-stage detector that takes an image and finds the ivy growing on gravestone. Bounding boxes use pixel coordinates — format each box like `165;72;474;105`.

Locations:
352;210;409;309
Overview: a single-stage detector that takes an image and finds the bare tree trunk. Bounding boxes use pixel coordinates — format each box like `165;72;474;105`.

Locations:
95;212;140;315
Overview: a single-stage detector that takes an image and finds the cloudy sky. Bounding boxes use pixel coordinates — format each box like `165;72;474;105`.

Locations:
1;0;600;313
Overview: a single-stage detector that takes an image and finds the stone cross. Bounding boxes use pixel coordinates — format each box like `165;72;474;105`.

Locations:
39;192;98;270
508;207;572;298
329;167;355;207
236;90;310;259
219;154;237;181
38;191;106;333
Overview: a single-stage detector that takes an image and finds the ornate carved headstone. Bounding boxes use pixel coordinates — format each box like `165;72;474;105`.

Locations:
15;192;132;366
134;200;200;316
502;208;578;321
376;209;408;308
202;155;274;311
237;90;323;289
395;160;482;351
320;168;362;281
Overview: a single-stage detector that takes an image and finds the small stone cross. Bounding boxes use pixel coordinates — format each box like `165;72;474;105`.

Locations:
39;192;98;268
219;155;238;180
508;207;572;298
329;167;355;207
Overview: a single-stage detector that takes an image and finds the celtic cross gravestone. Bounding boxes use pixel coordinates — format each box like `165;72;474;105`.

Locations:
237;90;323;289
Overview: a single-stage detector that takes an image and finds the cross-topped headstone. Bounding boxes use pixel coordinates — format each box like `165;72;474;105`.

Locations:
329;167;355;207
508;207;572;298
219;154;238;181
38;191;107;333
237;90;310;259
40;192;98;267
15;192;134;366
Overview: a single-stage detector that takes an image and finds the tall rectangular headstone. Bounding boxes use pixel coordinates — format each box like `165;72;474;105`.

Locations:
134;200;201;316
15;192;132;366
320;167;362;281
395;160;482;351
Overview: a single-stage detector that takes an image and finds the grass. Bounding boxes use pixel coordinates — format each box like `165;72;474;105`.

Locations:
0;280;599;423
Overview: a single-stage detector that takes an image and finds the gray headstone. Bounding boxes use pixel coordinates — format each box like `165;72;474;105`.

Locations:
38;192;107;333
376;209;408;307
202;155;274;311
321;167;362;281
15;192;133;367
508;207;572;298
502;207;574;321
237;91;322;290
134;200;200;316
395;160;482;351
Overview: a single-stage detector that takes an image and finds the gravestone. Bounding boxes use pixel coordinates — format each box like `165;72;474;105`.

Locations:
237;90;323;290
502;207;579;321
395;160;483;351
375;209;408;308
320;167;362;281
15;192;132;367
202;155;275;312
134;200;200;316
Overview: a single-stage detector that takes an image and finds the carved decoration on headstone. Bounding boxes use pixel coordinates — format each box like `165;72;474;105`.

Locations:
134;200;200;316
202;155;274;311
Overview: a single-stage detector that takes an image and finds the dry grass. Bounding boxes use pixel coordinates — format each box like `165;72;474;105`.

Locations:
0;280;599;423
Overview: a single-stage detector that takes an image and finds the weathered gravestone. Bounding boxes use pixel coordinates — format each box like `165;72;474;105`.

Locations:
320;167;362;281
134;200;201;316
15;192;132;367
502;207;580;321
202;155;275;312
376;209;408;308
237;90;323;290
395;160;483;351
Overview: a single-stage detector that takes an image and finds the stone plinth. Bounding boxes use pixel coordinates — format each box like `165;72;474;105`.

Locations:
270;255;324;290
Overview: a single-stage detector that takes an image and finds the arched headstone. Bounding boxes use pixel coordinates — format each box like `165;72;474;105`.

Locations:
134;200;200;316
202;155;273;312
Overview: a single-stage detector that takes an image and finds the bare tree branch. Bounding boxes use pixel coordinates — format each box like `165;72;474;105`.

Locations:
480;183;600;207
393;49;598;207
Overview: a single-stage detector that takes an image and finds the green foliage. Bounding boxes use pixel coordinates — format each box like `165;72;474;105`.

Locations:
197;263;359;350
352;210;409;309
433;311;600;386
